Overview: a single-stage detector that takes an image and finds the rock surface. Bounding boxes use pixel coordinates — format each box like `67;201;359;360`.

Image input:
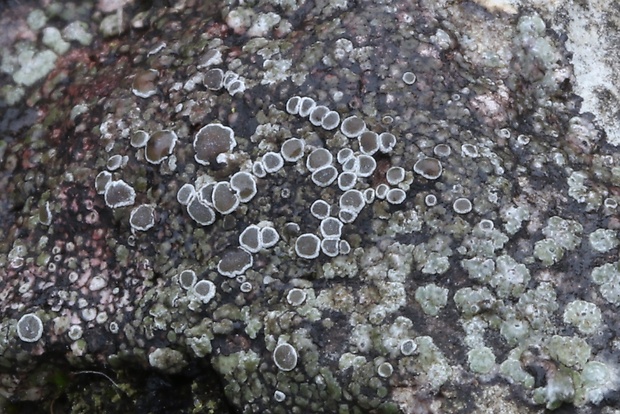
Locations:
2;0;620;413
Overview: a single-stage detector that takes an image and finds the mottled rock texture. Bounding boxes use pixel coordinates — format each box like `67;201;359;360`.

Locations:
2;1;620;413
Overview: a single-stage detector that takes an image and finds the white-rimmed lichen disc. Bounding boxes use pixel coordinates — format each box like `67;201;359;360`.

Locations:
306;148;333;172
239;224;262;253
17;313;43;343
281;138;305;162
198;182;216;205
321;238;340;257
252;161;266;178
212;182;240;215
273;342;298;371
386;188;407;205
425;194;437;206
187;197;216;226
230;171;257;202
338;172;357;191
129;204;155;231
356;155;376;177
260;226;280;248
453;197;473;214
339;209;357;223
178;270;197;290
310;105;329;126
193;124;236;166
386;166;405;185
286;96;301;115
68;325;83;341
340;115;366;138
131;130;149;148
321;111;340;130
295;233;321;259
146;130;177;164
402;71;416;85
312;165;338;187
286;288;307;306
262;151;284;173
376;183;389;199
342;157;358;173
274;390;286;402
377;362;394;378
298;96;316;117
107;154;124;171
433;143;451;157
379;132;396;153
203;68;224;90
310;200;330;219
337;148;354;164
131;68;158;98
226;79;245;95
339;240;351;255
177;183;196;206
222;71;238;88
95;171;112;195
192;280;216;304
400;339;417;356
320;217;343;239
479;219;494;231
359;131;379;155
240;281;252;293
104;180;136;208
340;189;365;214
414;157;443;180
217;247;253;277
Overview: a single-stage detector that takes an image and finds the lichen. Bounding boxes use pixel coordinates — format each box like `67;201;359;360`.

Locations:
2;1;620;413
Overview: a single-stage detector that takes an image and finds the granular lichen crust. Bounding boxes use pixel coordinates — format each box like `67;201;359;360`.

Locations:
2;0;620;413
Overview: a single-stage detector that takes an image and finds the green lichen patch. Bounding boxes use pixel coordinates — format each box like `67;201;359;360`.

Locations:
467;346;496;375
591;262;620;305
414;284;449;316
562;300;602;335
546;335;591;369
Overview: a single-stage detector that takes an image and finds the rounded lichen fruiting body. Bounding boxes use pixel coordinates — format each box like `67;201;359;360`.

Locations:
192;280;216;304
281;137;305;162
340;115;366;138
217;247;253;277
129;204;156;231
413;157;442;180
273;342;298;371
295;233;321;259
104;180;136;208
145;130;177;164
16;313;43;343
178;270;197;290
286;288;307;306
193;123;236;166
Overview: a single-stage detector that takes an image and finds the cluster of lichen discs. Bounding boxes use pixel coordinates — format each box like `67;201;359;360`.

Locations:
283;95;448;260
95;127;180;232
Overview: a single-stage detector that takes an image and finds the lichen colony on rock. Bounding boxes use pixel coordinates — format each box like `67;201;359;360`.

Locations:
2;0;620;413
